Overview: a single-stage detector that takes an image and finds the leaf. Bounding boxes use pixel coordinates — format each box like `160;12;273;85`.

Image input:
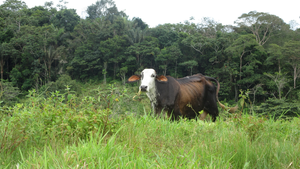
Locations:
67;94;73;101
240;99;245;107
199;110;204;115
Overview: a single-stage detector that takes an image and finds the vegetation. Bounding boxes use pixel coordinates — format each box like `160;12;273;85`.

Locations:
0;0;299;105
1;0;300;167
1;83;300;168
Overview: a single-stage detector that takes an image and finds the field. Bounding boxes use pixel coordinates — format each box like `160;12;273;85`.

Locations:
1;83;300;168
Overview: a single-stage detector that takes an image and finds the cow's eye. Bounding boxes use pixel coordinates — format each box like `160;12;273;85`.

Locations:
151;74;155;78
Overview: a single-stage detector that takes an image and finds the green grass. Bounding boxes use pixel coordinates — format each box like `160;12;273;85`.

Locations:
1;83;300;168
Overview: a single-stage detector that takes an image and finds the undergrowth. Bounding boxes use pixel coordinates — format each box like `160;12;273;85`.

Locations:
0;84;300;168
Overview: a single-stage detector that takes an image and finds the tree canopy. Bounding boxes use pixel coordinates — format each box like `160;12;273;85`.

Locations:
1;0;300;105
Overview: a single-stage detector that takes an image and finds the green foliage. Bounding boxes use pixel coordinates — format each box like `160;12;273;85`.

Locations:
50;9;80;32
2;1;300;166
2;109;300;168
257;98;300;118
0;80;20;105
0;0;300;107
179;60;198;75
40;74;81;95
0;84;128;160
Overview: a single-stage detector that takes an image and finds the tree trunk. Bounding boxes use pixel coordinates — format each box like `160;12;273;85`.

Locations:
136;54;140;66
103;62;107;85
294;67;297;89
0;58;4;80
48;63;51;83
175;61;177;78
44;62;48;83
7;60;9;80
278;59;281;73
123;73;126;85
278;84;281;100
239;52;244;81
234;77;238;102
113;62;116;80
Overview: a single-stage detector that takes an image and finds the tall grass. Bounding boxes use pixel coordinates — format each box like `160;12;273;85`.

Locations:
1;83;300;168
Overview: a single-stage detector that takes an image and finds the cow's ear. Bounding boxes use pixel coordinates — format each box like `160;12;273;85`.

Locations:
156;75;168;82
127;75;140;83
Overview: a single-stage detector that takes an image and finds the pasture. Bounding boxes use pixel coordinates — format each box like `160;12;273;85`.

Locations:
1;83;299;168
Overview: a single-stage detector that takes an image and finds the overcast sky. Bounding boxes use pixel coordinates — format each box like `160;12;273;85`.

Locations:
1;0;300;28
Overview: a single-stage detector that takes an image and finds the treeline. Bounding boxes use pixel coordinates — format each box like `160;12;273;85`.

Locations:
1;0;300;105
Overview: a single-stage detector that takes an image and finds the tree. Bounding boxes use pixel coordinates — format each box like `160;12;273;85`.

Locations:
235;11;287;46
149;27;178;49
226;34;263;82
225;34;264;101
155;44;182;76
282;40;300;88
132;17;148;30
266;44;285;73
179;60;198;75
99;35;128;80
0;0;28;32
0;43;12;80
50;9;80;32
182;33;207;55
126;36;159;71
118;66;127;85
264;72;289;100
24;5;57;27
86;0;126;20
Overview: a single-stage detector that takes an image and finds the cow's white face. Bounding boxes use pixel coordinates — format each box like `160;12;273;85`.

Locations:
127;68;168;112
140;69;157;92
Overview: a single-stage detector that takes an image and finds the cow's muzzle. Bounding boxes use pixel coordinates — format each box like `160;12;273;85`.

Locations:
140;85;147;92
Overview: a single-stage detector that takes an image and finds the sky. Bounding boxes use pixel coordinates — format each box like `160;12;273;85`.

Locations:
1;0;300;28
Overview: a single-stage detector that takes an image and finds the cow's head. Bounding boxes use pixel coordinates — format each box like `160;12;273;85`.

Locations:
127;69;168;92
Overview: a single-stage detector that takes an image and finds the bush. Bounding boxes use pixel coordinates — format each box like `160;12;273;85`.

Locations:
0;86;127;158
256;98;300;118
0;80;20;105
39;74;81;96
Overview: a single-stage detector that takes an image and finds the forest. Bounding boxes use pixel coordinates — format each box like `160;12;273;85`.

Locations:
1;0;300;115
1;0;300;167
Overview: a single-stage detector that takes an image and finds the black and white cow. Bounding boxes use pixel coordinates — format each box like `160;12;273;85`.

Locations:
127;68;235;121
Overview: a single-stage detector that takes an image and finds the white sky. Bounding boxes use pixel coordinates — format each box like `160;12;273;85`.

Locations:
1;0;300;28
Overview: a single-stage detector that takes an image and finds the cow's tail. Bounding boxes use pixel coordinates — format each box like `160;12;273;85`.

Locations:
205;76;238;113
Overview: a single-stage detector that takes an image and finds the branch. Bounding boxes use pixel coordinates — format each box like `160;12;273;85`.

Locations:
271;92;277;99
190;44;204;55
260;26;271;45
284;87;292;98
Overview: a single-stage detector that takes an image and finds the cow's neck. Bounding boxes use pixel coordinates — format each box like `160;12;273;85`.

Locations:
146;86;158;106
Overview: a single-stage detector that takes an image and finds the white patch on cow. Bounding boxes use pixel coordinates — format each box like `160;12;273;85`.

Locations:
140;69;158;111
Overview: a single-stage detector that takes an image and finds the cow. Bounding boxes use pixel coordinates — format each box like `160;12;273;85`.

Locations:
127;68;236;122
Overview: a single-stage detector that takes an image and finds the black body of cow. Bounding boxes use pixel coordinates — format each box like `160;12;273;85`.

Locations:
153;74;219;121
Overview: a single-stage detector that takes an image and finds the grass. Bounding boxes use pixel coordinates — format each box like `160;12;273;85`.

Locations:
1;83;300;168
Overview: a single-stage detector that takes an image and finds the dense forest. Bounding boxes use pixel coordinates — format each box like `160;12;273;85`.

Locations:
1;0;300;112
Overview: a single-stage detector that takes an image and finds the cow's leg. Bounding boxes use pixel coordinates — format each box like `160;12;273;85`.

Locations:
199;110;208;121
155;106;167;119
151;102;163;118
166;108;181;121
151;102;156;114
203;99;219;122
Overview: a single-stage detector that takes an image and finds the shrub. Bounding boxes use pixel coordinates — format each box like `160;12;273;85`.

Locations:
256;98;300;118
0;85;127;157
39;74;81;96
0;80;20;105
